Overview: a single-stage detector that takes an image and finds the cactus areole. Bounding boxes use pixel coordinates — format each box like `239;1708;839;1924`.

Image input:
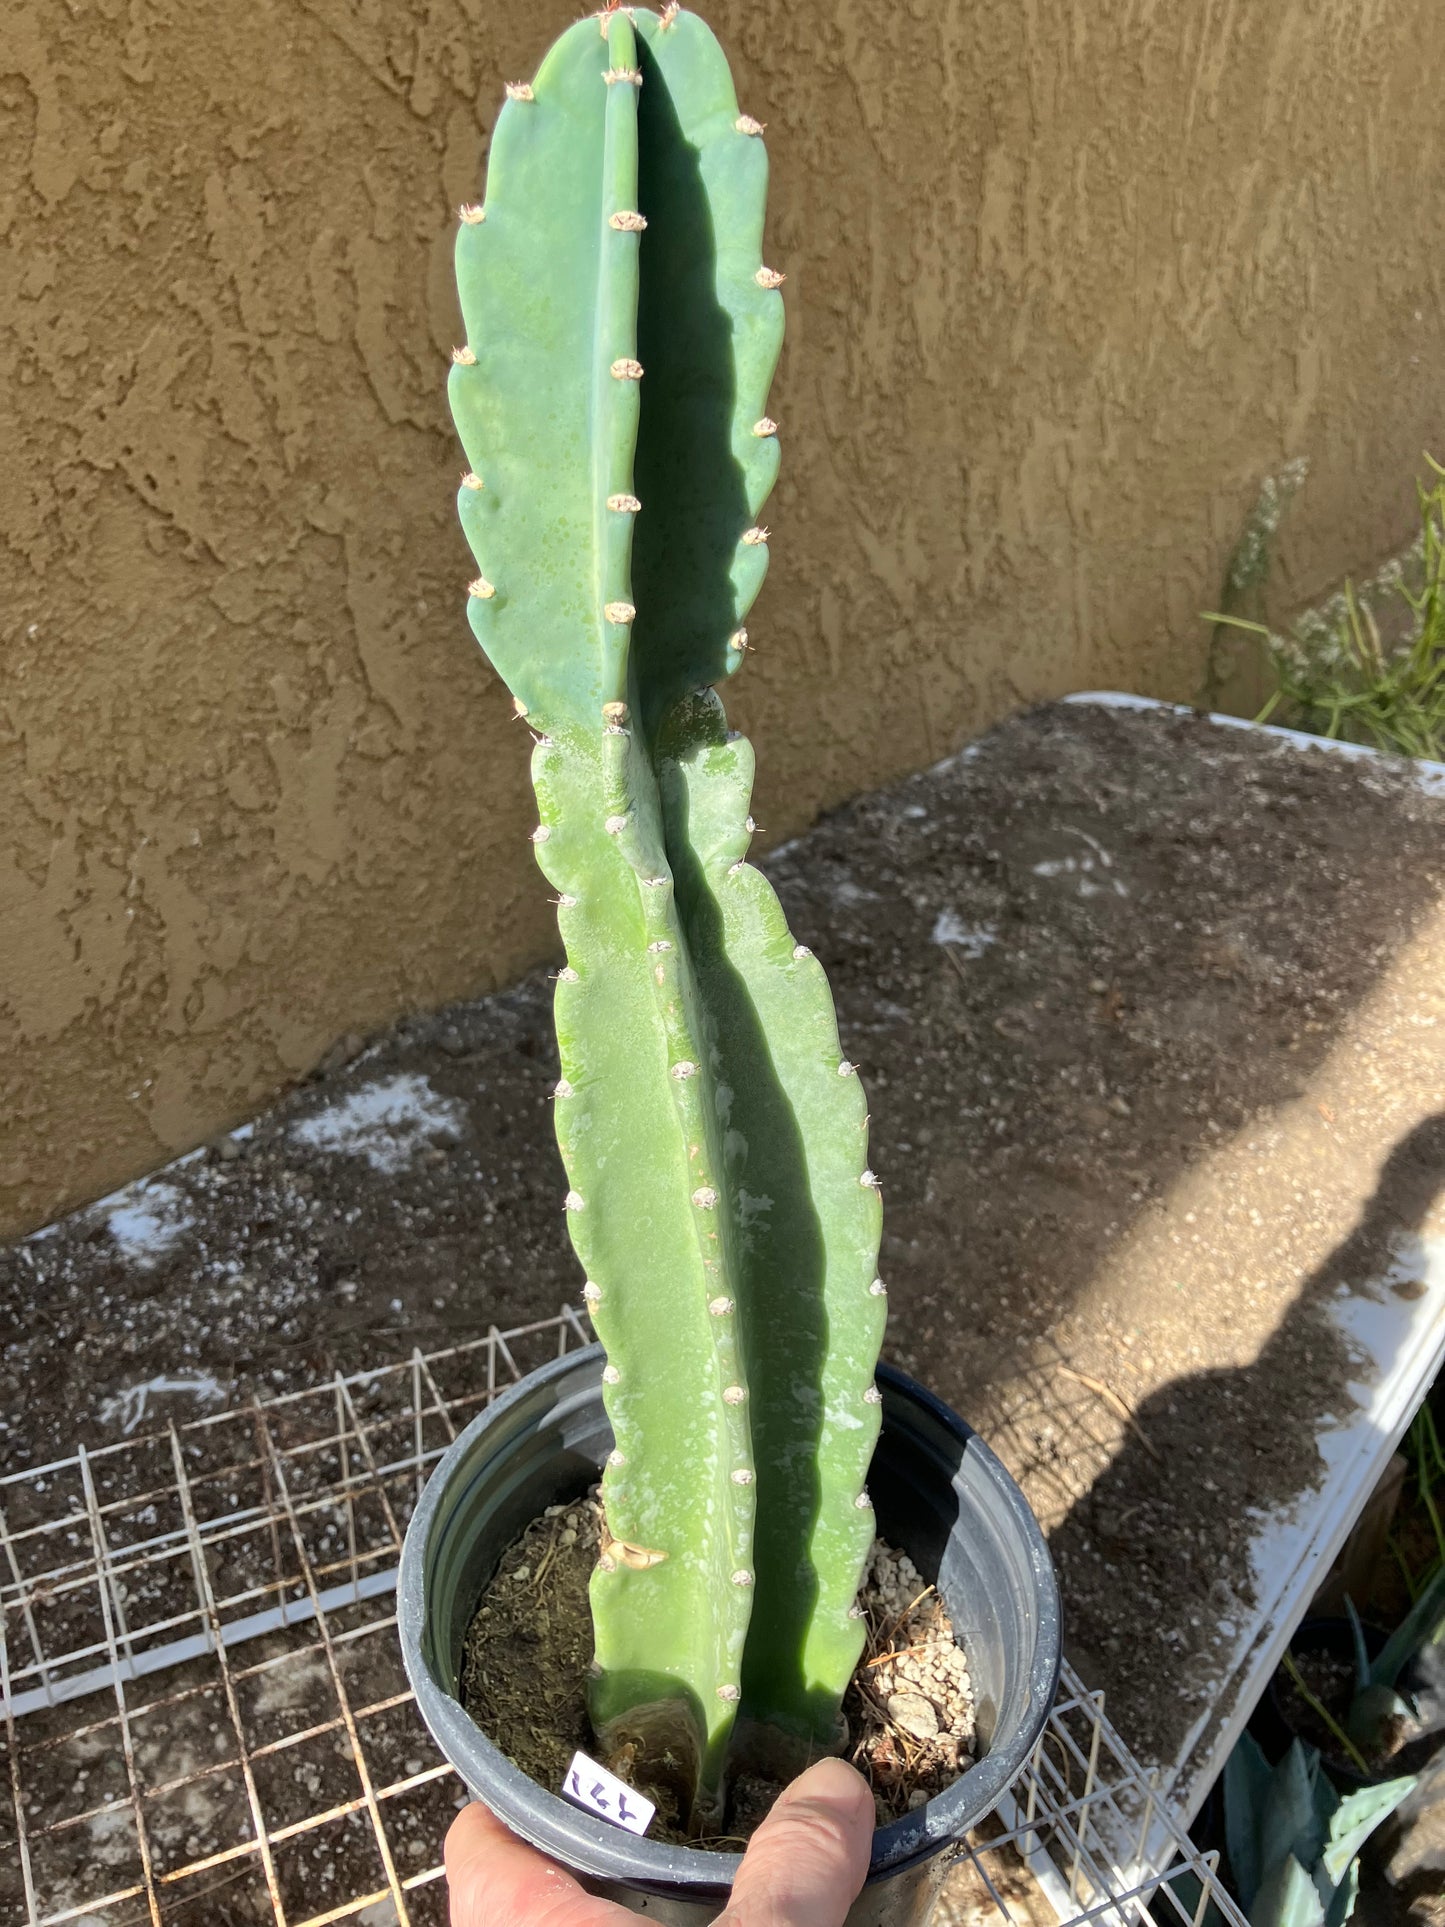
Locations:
450;7;885;1825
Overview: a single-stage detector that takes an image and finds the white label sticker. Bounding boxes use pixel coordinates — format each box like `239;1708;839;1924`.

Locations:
561;1750;656;1835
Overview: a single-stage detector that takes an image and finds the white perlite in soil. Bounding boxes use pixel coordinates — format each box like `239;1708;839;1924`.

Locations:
850;1541;976;1816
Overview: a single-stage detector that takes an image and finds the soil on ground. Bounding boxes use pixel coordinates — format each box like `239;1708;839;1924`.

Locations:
4;698;1445;1786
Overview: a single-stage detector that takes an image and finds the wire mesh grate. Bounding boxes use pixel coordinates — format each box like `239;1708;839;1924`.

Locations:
1;1309;1242;1927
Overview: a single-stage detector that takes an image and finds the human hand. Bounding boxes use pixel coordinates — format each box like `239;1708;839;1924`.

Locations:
445;1755;875;1927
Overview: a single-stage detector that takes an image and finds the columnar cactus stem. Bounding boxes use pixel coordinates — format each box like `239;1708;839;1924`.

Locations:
450;6;884;1823
657;700;883;1760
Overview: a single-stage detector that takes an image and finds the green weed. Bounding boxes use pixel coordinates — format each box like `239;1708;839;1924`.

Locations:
1387;1400;1445;1606
1204;458;1445;760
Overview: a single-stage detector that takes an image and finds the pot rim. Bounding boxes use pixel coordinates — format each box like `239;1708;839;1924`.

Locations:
398;1344;1061;1894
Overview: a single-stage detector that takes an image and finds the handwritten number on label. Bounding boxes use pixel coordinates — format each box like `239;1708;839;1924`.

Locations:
561;1750;655;1836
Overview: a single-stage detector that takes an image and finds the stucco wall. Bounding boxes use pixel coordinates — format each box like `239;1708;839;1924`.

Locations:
2;0;1442;1237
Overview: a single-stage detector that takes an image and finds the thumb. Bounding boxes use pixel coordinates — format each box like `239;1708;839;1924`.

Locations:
714;1758;874;1927
444;1800;632;1927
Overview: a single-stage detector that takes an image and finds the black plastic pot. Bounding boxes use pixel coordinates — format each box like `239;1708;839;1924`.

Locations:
398;1346;1061;1925
1252;1616;1389;1788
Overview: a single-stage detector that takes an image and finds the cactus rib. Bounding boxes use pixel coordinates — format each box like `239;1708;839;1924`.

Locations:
658;697;885;1753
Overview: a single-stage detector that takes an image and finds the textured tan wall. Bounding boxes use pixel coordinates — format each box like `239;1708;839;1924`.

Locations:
2;0;1443;1236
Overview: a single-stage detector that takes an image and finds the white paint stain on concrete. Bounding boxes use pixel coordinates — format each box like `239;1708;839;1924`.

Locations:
931;910;998;956
289;1074;465;1175
99;1372;226;1436
1032;828;1129;898
105;1180;195;1266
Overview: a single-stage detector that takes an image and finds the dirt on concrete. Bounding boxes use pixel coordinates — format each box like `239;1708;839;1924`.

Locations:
3;698;1444;1787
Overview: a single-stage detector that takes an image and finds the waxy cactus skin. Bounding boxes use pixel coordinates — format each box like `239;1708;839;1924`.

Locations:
449;6;884;1820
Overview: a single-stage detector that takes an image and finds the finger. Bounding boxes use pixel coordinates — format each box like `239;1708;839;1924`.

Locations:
715;1758;875;1927
445;1800;633;1927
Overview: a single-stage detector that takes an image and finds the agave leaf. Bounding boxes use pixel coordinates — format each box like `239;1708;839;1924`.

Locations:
1372;1561;1445;1692
1224;1730;1275;1909
1250;1852;1327;1927
1319;1858;1358;1927
1259;1743;1329;1896
1344;1598;1370;1695
1306;1747;1338;1840
1318;1774;1417;1887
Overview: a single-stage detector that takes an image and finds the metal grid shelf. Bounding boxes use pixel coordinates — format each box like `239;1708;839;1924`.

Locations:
1;1310;1242;1927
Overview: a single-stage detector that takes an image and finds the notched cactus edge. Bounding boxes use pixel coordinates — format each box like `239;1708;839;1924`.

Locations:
449;5;885;1824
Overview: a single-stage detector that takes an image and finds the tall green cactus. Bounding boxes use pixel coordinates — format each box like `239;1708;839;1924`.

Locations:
450;5;885;1825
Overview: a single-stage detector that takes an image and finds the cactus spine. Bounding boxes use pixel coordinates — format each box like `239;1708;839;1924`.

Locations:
450;7;885;1823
